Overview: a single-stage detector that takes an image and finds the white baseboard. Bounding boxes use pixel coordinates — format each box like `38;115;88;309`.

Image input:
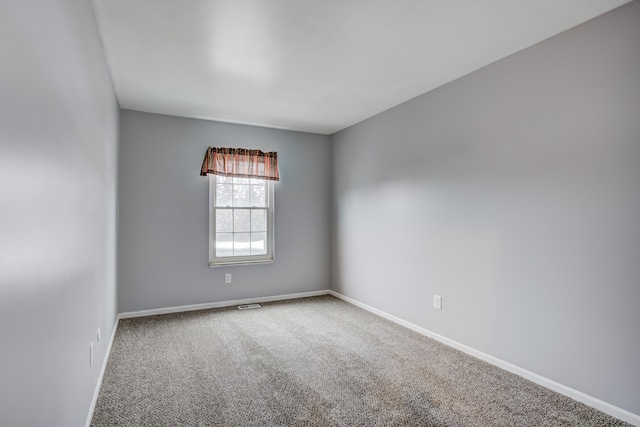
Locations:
328;290;640;427
85;316;120;427
118;289;331;319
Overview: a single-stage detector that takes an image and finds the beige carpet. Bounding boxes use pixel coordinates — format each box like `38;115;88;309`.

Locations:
91;295;630;426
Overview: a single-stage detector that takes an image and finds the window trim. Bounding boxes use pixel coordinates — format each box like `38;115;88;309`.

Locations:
208;174;275;267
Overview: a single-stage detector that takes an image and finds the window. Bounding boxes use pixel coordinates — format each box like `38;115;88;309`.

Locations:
209;174;274;266
201;146;279;266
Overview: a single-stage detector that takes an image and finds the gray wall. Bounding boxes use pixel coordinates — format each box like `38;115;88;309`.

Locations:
118;110;331;313
0;0;119;426
332;2;640;416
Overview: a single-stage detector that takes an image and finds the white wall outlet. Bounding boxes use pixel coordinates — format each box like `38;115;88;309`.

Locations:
97;328;101;342
89;342;94;367
225;273;232;284
433;295;442;310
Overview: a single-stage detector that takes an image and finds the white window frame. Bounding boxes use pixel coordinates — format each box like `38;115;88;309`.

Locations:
209;174;275;267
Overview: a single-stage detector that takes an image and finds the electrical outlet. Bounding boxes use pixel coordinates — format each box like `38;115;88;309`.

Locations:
433;295;442;310
89;342;94;367
225;273;232;284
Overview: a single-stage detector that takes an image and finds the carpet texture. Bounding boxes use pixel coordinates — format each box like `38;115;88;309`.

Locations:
91;295;630;426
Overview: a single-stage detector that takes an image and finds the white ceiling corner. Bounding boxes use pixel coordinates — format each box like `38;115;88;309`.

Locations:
91;0;631;135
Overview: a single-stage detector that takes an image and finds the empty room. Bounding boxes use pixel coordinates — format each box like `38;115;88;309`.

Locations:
1;0;639;426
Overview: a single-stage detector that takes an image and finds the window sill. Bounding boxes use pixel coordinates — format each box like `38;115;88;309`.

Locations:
209;259;275;268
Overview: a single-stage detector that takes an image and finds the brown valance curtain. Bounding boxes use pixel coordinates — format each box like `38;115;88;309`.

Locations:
200;147;280;181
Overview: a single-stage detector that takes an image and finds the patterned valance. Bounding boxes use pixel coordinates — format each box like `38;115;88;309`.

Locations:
200;147;279;181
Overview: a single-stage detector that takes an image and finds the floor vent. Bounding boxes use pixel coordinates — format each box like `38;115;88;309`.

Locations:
237;304;262;310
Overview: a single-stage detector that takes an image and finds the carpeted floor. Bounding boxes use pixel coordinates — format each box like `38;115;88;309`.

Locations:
91;295;630;426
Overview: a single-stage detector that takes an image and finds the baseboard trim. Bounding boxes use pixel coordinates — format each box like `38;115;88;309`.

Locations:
118;289;331;319
328;290;640;426
85;316;120;427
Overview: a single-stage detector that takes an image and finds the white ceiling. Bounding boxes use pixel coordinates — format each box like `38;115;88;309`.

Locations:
91;0;629;135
